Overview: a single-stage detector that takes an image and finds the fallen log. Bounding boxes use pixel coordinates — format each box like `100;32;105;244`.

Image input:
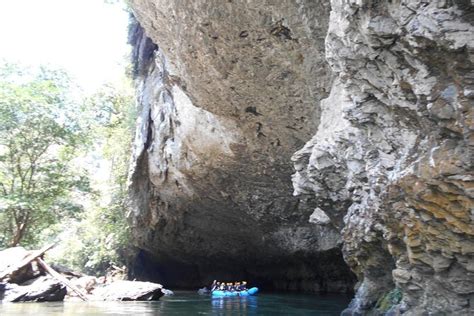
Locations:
36;258;88;301
0;247;42;284
0;242;57;281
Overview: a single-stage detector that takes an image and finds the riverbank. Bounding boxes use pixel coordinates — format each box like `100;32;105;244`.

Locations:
0;246;163;302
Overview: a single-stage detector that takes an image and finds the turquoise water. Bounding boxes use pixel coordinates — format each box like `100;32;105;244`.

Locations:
0;292;351;315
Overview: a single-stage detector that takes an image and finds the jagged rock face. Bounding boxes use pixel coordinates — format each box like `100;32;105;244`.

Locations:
293;0;473;314
127;0;356;291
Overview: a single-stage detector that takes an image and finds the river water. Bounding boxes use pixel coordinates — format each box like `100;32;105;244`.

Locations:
0;292;351;315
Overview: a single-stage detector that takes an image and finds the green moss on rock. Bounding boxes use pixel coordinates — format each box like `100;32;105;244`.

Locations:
376;288;402;312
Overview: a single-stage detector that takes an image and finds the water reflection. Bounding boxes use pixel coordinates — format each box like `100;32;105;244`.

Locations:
0;301;158;316
0;292;351;315
211;296;258;315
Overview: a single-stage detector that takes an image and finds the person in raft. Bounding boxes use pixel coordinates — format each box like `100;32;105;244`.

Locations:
230;282;238;291
211;280;249;291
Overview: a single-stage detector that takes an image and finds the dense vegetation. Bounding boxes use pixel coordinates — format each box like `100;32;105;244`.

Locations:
0;62;135;275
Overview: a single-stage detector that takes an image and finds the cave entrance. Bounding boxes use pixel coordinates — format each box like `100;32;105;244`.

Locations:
130;248;356;294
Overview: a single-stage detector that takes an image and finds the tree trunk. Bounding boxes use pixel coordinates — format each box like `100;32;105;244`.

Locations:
10;217;27;247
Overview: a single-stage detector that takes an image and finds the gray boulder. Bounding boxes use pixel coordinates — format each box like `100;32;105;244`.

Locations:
93;280;163;301
0;276;66;302
161;288;174;296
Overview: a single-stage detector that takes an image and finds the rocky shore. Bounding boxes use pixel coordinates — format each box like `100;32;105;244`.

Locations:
0;246;164;303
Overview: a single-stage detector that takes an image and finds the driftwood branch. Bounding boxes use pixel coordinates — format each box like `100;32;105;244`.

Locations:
0;242;57;280
36;258;88;301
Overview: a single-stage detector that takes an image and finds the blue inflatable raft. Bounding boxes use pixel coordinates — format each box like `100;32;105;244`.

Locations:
211;287;259;297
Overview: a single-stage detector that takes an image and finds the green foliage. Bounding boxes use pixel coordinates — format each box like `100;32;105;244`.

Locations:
47;201;130;276
376;288;403;312
0;60;135;275
46;79;135;275
85;81;136;189
0;63;90;247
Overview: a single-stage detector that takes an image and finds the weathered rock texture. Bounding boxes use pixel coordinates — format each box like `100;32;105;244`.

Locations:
127;0;356;292
293;0;474;314
128;0;473;313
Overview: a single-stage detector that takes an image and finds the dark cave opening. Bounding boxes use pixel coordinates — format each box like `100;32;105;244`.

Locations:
129;247;357;294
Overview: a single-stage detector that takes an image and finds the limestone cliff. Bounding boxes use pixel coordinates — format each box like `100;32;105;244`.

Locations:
292;0;474;314
127;0;474;314
127;0;355;292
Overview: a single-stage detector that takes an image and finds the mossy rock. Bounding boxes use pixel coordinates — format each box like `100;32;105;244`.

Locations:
375;288;403;312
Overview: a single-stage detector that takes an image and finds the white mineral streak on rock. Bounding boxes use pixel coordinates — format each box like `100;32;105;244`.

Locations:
171;85;238;157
